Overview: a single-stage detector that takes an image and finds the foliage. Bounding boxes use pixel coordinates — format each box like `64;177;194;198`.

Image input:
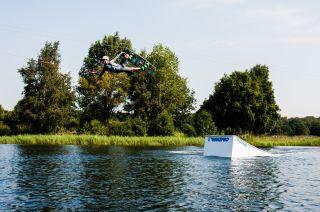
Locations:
148;110;175;136
0;122;11;136
201;65;280;135
271;116;320;136
6;34;318;137
126;44;195;127
174;113;195;133
310;122;320;136
0;105;5;120
77;33;131;126
0;105;11;135
1;134;320;147
194;110;217;137
78;36;195;135
108;120;133;136
0;135;204;146
130;116;147;136
272;117;292;135
10;42;75;134
80;119;107;135
288;118;310;135
246;136;320;147
181;124;197;137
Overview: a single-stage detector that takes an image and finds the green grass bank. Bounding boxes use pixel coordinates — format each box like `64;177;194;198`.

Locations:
0;135;319;147
0;135;204;146
246;136;320;147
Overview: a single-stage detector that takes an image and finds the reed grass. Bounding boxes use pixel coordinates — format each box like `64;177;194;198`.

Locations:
245;136;320;147
0;135;319;147
0;135;204;146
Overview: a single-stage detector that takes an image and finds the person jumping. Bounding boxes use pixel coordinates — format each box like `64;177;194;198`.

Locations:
88;52;141;77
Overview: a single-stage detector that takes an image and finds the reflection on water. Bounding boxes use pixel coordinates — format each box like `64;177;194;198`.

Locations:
0;145;319;211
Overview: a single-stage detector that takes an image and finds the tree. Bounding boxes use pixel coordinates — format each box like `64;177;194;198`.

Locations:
181;124;197;137
201;65;280;135
301;116;319;129
77;33;132;126
126;44;195;132
272;116;320;136
0;105;11;135
148;110;175;136
11;42;74;134
130;116;147;136
194;110;217;137
0;105;6;121
310;122;320;136
272;117;293;135
288;118;310;135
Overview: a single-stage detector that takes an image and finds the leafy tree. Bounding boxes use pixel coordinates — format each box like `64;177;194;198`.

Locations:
310;122;320;136
301;116;319;129
148;110;175;136
77;33;131;126
288;118;310;135
130;116;147;136
181;124;197;137
194;110;217;137
201;65;280;135
80;119;107;135
273;117;293;135
0;105;8;123
0;105;11;135
272;116;320;136
126;44;195;130
108;120;133;136
11;42;74;134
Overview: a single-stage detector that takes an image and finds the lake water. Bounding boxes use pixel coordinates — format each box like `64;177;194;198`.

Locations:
0;145;319;211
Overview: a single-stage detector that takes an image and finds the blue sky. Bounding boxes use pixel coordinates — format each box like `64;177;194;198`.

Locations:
1;0;320;117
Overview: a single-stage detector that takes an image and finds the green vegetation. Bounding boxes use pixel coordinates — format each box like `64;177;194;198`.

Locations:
194;110;217;137
246;136;320;147
273;116;320;136
0;135;203;146
127;44;195;135
77;33;132;126
0;105;11;135
201;65;280;135
0;135;319;147
1;33;319;141
8;42;75;134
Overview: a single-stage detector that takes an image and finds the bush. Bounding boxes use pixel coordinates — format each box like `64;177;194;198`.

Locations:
181;124;197;137
80;119;107;135
66;118;80;131
310;122;320;136
288;118;309;135
131;117;147;136
194;110;217;137
148;111;174;136
108;120;133;136
0;121;11;135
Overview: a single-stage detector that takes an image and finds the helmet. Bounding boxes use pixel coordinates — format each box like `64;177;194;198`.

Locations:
102;56;109;60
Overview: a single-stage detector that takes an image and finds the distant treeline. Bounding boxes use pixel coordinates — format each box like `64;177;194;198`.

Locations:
272;117;320;136
0;33;319;137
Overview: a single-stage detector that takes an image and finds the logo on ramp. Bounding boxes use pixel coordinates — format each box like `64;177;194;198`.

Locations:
207;137;229;142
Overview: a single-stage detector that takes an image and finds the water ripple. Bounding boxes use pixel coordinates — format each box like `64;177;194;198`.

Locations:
0;145;319;211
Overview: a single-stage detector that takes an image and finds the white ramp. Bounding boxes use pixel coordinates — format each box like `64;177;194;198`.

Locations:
204;135;273;158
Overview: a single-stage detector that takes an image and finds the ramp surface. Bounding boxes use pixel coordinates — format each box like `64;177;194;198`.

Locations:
204;135;273;158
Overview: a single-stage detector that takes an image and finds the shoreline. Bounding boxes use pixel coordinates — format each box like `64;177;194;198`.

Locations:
0;135;320;147
0;135;204;146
